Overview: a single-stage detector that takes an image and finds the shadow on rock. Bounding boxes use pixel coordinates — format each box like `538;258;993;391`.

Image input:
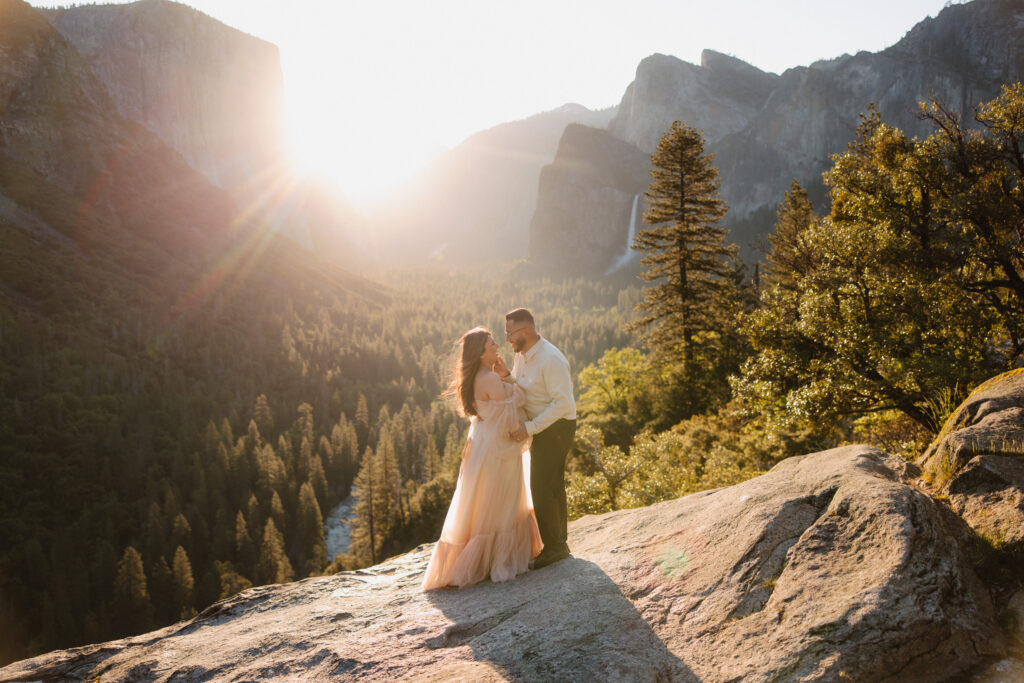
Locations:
425;557;695;681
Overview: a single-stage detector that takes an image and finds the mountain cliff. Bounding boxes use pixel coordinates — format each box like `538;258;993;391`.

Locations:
40;0;363;268
610;50;779;154
0;0;232;253
530;0;1024;274
528;123;650;274
41;0;286;202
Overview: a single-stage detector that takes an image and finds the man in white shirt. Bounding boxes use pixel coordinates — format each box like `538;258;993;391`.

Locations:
501;308;576;569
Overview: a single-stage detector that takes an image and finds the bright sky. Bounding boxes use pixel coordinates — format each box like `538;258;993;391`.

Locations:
33;0;959;211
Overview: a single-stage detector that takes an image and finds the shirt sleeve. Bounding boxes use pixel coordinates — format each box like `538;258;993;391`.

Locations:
524;354;574;436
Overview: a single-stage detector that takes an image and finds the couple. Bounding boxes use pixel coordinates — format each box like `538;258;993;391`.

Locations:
421;308;577;590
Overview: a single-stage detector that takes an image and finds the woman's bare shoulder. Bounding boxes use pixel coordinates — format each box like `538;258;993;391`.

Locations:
474;369;505;400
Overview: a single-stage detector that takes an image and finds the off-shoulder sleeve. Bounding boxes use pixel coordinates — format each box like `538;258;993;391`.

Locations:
493;382;524;438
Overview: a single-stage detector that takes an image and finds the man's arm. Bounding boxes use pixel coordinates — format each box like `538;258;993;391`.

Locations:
524;356;574;435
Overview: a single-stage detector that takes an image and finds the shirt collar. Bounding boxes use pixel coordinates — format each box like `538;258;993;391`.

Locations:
522;336;545;362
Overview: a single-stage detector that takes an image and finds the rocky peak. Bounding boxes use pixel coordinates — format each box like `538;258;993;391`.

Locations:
609;51;777;154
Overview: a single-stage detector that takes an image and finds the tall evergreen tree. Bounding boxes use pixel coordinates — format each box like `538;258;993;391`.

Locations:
256;519;294;585
234;510;255;572
253;394;274;436
354;394;369;449
296;482;327;575
629;120;741;418
112;546;152;635
349;446;382;564
765;180;819;291
171;546;195;620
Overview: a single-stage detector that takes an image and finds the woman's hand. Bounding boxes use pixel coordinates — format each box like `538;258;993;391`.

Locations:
509;423;529;442
492;356;511;379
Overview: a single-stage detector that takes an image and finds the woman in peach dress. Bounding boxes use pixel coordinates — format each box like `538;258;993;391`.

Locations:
422;327;543;589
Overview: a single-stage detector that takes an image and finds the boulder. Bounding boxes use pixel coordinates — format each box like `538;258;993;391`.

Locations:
919;369;1024;555
1;446;1005;682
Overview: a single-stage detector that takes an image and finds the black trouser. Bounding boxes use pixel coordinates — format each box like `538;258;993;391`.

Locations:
531;418;576;555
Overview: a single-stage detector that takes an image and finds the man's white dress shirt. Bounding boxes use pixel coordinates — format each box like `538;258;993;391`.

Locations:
511;337;576;436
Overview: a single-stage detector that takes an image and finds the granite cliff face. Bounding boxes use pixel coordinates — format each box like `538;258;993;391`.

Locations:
5;439;1024;681
40;0;364;267
0;0;232;252
528;123;650;275
42;0;286;199
531;0;1024;273
610;50;779;154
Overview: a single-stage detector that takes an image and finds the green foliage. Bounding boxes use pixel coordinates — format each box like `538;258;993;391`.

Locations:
629;120;748;422
567;403;797;519
171;546;195;620
576;347;650;446
734;94;1024;435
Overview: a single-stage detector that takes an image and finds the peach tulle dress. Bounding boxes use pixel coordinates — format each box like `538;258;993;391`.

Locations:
422;381;544;589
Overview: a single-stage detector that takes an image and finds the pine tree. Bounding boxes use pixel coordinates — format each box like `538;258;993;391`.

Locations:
269;490;288;537
254;394;274;436
349;445;381;564
377;426;406;528
171;546;195;620
354;393;369;449
171;513;192;557
256;518;294;585
112;546;153;635
422;437;441;482
296;402;315;482
245;492;262;540
629;120;741;418
765;180;818;291
234;510;255;572
296;482;327;575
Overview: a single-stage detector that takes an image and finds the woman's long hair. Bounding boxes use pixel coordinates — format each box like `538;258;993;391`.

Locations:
442;327;490;418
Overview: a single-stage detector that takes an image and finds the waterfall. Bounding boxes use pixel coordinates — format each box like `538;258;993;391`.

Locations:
607;193;640;274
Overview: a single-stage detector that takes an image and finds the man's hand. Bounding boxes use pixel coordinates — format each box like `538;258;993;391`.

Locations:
492;356;511;378
509;424;529;441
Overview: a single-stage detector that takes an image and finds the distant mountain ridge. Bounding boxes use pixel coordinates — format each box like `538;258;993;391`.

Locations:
530;0;1024;275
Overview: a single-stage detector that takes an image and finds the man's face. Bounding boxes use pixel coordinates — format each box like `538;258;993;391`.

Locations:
504;321;529;353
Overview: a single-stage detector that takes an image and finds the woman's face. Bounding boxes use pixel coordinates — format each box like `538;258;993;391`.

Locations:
479;335;500;368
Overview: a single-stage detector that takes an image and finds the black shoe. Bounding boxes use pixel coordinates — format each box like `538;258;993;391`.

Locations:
532;548;571;569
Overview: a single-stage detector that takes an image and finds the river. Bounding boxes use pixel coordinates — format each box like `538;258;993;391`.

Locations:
323;495;355;561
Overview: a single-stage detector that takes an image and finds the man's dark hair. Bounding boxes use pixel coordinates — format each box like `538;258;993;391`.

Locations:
504;308;535;327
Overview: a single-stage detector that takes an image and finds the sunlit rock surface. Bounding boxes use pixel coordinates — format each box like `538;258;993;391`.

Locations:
2;445;1008;682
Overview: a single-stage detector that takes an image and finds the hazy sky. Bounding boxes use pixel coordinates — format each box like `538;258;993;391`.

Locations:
32;0;959;209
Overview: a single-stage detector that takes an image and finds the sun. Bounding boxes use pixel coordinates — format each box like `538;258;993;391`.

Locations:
282;73;449;215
